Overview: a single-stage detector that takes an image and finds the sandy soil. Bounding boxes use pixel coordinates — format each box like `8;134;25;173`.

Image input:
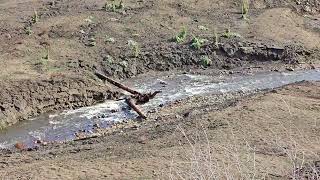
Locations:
0;81;319;179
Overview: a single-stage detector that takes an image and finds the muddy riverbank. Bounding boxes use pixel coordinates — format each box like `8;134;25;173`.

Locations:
0;0;320;179
0;69;319;149
0;76;120;129
0;81;319;179
0;0;320;128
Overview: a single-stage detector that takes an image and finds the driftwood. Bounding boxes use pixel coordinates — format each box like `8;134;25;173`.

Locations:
126;98;147;119
95;71;142;95
95;71;161;119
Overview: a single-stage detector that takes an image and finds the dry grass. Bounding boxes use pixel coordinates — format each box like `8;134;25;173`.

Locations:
165;96;320;179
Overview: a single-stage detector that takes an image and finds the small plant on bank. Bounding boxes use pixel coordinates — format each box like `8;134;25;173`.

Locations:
198;25;208;31
25;27;33;35
84;16;94;24
221;28;241;38
103;55;114;63
105;35;115;43
191;35;207;49
88;37;96;46
31;10;39;24
43;48;50;60
174;27;187;43
241;0;250;20
201;56;212;67
128;40;140;57
103;0;124;12
0;121;7;131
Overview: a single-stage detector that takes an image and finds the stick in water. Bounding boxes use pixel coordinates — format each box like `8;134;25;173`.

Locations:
126;98;147;119
95;71;142;95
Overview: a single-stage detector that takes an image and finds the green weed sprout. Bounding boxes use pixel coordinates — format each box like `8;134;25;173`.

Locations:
174;27;187;43
85;16;94;24
44;48;50;60
128;40;140;58
241;0;249;20
201;56;212;67
32;10;39;24
105;35;115;43
221;28;241;38
198;25;208;31
104;0;124;12
88;37;96;46
0;121;7;131
191;35;207;49
25;27;33;35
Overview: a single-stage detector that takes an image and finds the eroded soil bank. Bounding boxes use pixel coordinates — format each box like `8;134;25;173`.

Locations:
0;0;319;178
0;0;320;127
0;76;120;128
0;81;319;179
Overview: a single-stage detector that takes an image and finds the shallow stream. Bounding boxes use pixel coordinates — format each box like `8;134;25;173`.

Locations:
0;69;319;149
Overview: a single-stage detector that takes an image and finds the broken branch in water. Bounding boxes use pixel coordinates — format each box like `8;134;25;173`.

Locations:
95;71;161;118
126;98;147;119
133;91;162;105
95;71;142;95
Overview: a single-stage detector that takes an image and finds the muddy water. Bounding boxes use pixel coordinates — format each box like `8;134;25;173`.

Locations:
0;69;319;149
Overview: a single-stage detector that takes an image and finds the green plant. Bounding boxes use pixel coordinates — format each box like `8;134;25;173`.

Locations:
198;25;208;31
201;56;212;67
25;27;33;35
84;16;94;24
174;27;187;43
128;40;140;57
103;55;114;63
191;35;207;49
0;121;7;131
43;48;50;60
35;52;49;71
105;35;115;43
241;0;250;20
31;10;39;24
221;28;241;38
103;0;124;12
88;37;96;46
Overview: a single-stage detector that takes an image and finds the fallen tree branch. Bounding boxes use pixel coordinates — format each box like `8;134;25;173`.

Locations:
126;98;147;119
95;71;161;119
95;71;142;95
133;91;162;105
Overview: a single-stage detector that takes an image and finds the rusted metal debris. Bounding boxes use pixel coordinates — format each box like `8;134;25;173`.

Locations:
95;71;161;119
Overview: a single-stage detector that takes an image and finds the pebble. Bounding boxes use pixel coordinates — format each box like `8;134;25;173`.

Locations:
14;142;25;150
286;67;295;71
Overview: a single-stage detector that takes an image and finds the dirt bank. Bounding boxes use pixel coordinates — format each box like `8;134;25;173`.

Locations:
0;81;318;179
0;76;120;129
1;0;319;127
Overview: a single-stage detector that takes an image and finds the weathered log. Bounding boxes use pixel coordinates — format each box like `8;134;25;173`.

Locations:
133;91;162;105
95;71;161;119
126;98;147;119
95;71;142;95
